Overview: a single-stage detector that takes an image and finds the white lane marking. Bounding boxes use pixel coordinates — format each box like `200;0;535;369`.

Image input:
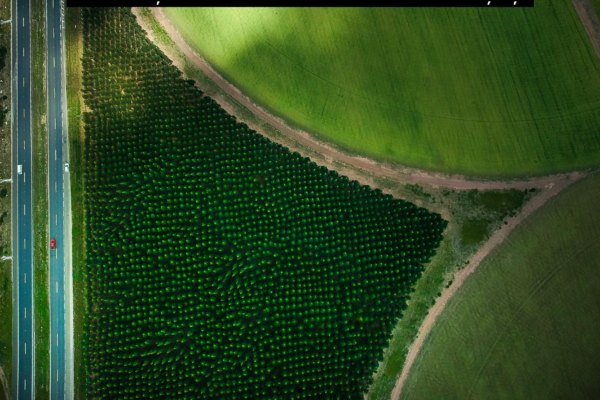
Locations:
53;0;55;8
24;273;26;283
23;140;25;149
24;239;26;249
53;28;55;38
55;149;57;160
55;250;57;259
22;17;24;26
24;308;26;319
24;172;26;183
57;369;59;381
22;77;24;87
24;380;26;391
56;215;57;225
23;204;25;215
55;182;57;192
54;118;56;129
22;109;25;118
57;334;59;346
54;87;55;98
56;282;58;293
22;47;24;57
53;57;55;68
24;342;26;353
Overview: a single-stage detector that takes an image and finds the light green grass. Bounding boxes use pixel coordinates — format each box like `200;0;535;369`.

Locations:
401;171;600;399
31;0;49;397
65;7;85;400
164;5;600;177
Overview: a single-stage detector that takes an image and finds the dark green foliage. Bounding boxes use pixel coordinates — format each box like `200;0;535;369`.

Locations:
460;218;493;246
0;188;6;198
464;189;526;219
405;184;431;198
82;8;447;400
0;46;6;71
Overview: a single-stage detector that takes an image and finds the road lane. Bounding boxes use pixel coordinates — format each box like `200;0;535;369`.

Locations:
46;0;69;398
11;0;35;398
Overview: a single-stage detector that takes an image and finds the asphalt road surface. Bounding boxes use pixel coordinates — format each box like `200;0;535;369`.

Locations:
11;0;35;398
47;0;71;398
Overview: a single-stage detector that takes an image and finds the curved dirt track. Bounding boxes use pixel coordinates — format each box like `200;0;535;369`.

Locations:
131;9;589;400
134;7;577;192
389;171;583;400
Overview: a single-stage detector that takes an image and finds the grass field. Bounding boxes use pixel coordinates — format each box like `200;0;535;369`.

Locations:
164;4;600;177
0;0;12;397
400;171;600;399
65;7;85;400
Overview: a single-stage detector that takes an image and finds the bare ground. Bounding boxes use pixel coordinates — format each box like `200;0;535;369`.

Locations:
133;7;580;192
389;171;583;400
571;0;600;60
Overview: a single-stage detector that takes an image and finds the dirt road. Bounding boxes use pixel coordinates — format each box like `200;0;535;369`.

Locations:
389;171;583;400
133;7;579;192
571;0;600;60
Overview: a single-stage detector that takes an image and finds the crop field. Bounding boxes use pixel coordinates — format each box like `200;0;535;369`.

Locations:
82;8;447;399
400;171;600;399
163;5;600;177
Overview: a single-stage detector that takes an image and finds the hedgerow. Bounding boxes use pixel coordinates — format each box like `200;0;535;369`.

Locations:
82;7;447;399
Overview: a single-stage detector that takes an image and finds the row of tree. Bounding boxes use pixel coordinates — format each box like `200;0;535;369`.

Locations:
82;7;447;399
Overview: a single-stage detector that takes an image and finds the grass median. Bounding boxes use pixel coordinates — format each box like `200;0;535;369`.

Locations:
31;0;49;397
65;7;85;400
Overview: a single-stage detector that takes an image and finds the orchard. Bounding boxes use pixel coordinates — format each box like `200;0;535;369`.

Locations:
82;8;447;399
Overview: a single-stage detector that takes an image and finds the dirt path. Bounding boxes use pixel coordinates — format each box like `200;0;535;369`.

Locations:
0;365;9;400
389;171;583;400
571;0;600;60
133;7;578;192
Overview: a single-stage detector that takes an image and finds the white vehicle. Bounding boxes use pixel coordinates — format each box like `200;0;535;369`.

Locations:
17;164;22;175
64;162;69;173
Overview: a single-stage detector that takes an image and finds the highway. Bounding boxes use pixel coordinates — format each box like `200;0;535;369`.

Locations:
11;0;35;398
46;0;72;398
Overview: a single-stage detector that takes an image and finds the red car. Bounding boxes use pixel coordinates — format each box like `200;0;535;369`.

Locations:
50;238;56;250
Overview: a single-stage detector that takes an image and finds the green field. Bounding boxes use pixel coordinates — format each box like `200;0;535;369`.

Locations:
164;5;600;177
400;171;600;399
